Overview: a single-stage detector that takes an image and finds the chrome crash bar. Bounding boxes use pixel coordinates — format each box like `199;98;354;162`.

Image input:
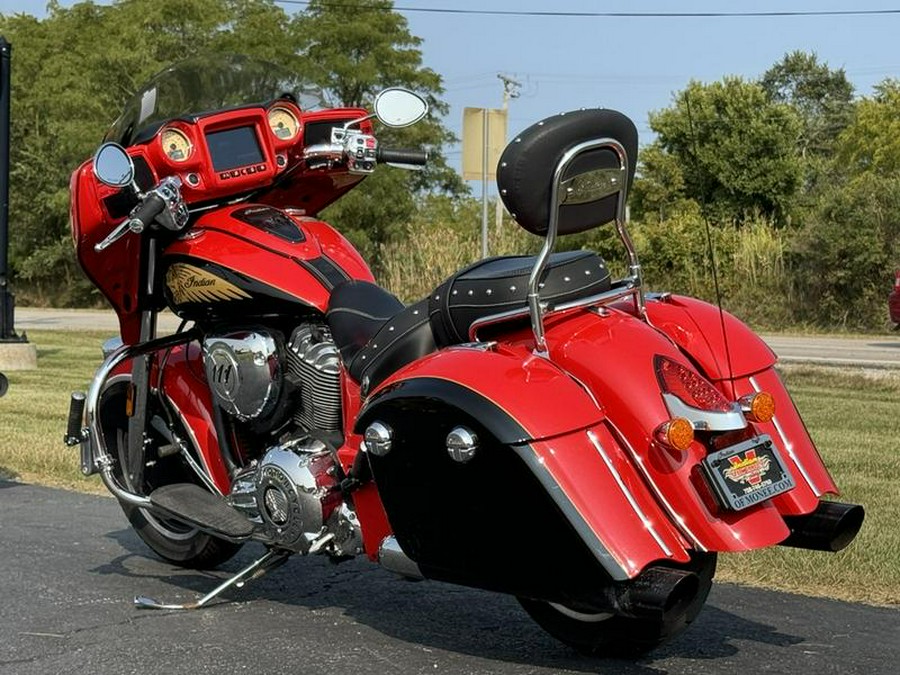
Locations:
82;329;201;507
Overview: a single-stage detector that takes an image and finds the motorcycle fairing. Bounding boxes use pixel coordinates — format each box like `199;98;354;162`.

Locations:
357;347;693;585
543;308;793;552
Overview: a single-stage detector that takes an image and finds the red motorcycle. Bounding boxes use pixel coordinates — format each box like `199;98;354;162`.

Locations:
67;56;863;656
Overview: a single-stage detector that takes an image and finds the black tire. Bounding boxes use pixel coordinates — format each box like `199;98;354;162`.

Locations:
518;552;717;657
100;381;242;569
120;500;242;569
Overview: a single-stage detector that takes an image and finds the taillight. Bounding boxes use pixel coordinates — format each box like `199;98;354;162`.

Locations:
654;355;731;412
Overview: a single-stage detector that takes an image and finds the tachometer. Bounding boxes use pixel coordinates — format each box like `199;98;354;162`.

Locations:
160;128;192;162
268;107;300;140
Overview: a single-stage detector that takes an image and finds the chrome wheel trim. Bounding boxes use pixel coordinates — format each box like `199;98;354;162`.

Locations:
548;602;615;623
139;507;201;542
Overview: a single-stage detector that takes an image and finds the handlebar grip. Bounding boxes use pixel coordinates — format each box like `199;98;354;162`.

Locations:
376;147;429;166
130;192;166;229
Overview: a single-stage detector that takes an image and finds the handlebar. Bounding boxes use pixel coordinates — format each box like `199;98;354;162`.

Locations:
376;147;429;166
94;176;188;252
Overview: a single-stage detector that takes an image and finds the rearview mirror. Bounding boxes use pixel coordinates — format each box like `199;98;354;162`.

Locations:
93;143;135;188
374;88;428;128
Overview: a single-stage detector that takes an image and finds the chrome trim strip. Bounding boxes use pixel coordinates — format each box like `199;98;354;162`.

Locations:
606;419;707;551
587;430;673;558
512;443;629;581
467;280;639;342
160;395;224;496
750;375;823;496
662;393;748;431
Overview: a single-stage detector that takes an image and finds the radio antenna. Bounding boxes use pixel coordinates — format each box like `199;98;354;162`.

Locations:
684;92;736;398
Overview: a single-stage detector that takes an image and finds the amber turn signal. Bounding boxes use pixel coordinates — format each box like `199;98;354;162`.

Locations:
655;417;694;451
740;392;776;423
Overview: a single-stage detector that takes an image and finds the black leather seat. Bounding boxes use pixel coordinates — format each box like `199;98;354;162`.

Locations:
428;250;611;346
326;251;609;391
326;281;436;392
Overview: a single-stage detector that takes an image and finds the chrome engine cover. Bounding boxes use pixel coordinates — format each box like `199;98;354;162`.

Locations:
202;330;281;421
227;436;362;556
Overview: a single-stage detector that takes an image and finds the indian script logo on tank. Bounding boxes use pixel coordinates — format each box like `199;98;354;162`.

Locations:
723;449;771;489
166;263;251;304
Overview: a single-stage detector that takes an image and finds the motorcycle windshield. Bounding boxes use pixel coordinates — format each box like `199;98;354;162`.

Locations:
105;54;330;147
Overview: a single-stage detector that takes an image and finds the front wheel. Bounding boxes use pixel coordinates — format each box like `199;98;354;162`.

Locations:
101;381;242;570
518;552;717;657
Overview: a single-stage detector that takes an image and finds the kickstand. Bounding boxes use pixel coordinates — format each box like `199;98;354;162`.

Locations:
134;548;291;610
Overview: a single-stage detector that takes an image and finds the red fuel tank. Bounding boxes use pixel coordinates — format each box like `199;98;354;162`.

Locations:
161;205;374;322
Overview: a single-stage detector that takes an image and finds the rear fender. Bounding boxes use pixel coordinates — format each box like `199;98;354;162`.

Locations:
642;294;776;381
642;295;838;513
357;346;691;584
545;309;792;553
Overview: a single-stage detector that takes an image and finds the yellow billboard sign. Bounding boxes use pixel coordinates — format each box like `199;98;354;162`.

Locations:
461;107;508;181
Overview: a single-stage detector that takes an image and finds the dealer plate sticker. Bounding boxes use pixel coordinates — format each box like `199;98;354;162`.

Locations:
701;435;795;511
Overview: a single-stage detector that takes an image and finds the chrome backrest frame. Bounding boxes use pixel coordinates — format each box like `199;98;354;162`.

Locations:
524;136;640;355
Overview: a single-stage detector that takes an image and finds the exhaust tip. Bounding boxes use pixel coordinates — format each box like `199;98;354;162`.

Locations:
616;567;700;620
782;501;865;553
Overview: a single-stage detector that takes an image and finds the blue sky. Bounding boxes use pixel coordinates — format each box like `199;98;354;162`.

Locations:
2;0;899;163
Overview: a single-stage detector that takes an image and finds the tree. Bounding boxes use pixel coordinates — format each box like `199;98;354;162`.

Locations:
760;51;854;159
836;79;900;177
646;77;803;225
293;0;466;270
0;0;463;302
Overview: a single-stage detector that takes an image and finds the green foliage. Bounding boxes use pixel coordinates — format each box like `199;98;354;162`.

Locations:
0;0;462;302
648;77;803;224
760;51;854;159
299;0;466;273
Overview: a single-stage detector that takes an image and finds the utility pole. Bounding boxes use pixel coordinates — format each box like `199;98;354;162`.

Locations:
495;74;521;236
0;36;15;342
0;35;36;378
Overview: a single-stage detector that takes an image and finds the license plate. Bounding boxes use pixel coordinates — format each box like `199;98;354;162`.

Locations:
701;435;795;511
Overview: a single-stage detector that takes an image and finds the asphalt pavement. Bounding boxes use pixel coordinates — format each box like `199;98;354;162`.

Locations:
1;480;898;675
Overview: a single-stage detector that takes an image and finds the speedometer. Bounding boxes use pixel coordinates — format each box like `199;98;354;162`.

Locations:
268;107;300;140
160;128;192;162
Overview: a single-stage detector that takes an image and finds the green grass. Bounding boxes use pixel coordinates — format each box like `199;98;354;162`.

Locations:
716;366;900;606
0;330;108;493
2;333;898;604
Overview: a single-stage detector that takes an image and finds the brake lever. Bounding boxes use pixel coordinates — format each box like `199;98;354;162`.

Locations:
94;217;144;252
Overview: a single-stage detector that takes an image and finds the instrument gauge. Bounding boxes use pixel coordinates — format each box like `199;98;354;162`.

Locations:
160;128;192;163
268;107;300;141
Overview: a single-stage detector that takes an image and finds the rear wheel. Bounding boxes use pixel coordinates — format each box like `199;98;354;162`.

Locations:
518;552;717;657
101;381;242;569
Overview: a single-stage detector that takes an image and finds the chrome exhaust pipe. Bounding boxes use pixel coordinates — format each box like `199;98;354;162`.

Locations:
613;566;700;620
780;500;865;552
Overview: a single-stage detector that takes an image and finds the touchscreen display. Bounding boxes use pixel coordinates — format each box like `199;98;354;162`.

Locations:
206;126;264;171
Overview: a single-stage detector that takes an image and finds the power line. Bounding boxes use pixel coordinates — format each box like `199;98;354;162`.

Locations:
276;2;900;19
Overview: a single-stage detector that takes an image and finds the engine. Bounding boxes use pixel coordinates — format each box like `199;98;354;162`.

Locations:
226;435;362;557
203;321;359;557
202;321;342;432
